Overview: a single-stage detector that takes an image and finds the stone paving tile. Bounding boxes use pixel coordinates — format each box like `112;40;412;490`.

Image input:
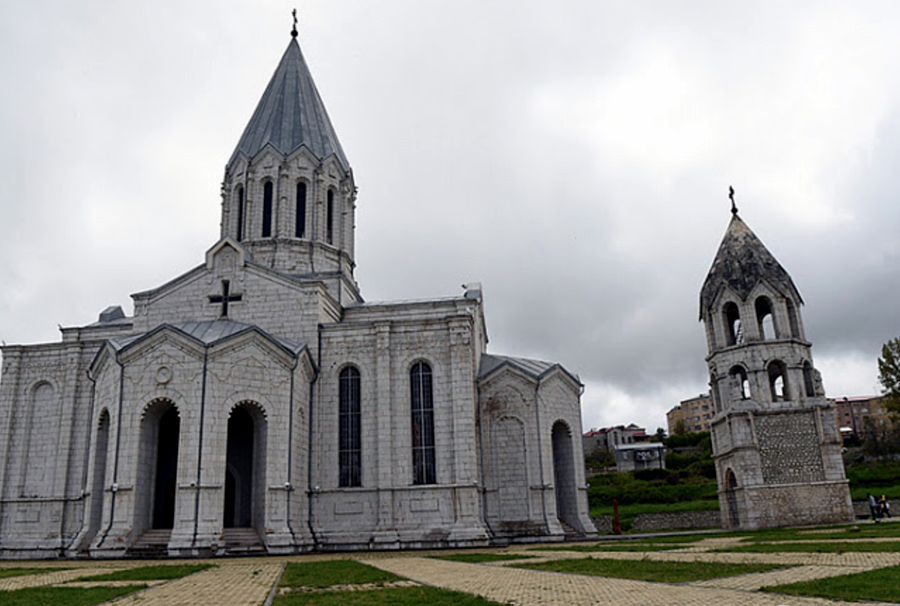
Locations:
110;562;282;606
365;556;896;606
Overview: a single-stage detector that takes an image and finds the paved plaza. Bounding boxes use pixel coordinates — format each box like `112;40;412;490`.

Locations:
1;529;898;605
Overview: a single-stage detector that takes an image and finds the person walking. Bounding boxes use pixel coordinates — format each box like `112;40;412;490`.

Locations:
880;495;891;518
868;493;881;522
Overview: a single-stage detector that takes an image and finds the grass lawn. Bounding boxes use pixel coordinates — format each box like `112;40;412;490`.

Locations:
273;585;507;605
0;585;146;606
430;553;534;563
72;564;212;582
279;560;402;588
530;543;684;553
716;541;900;553
0;568;67;579
762;564;900;602
725;523;900;543
512;557;790;583
531;535;705;552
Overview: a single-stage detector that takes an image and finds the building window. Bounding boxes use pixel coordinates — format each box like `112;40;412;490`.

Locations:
326;189;334;245
410;361;435;485
339;366;361;487
262;181;274;238
236;186;245;241
295;182;307;238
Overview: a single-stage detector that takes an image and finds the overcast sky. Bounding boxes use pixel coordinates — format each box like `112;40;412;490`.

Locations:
2;1;899;433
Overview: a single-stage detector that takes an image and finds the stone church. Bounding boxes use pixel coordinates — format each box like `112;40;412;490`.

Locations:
0;28;595;559
700;202;853;529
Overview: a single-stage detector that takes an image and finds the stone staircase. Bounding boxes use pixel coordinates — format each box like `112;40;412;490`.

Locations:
558;519;582;540
128;529;171;558
223;528;266;556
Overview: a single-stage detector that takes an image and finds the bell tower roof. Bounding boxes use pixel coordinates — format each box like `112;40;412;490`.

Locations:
227;35;350;171
699;211;802;319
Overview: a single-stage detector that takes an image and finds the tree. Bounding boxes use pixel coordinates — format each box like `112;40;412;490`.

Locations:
878;338;900;419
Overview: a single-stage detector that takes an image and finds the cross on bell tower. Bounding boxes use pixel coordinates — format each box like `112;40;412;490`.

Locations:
208;280;242;317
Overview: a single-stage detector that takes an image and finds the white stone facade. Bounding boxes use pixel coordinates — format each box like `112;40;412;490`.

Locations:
700;211;853;530
0;33;595;559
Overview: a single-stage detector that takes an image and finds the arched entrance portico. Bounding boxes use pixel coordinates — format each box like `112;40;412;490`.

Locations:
551;420;579;530
135;399;181;534
223;403;267;531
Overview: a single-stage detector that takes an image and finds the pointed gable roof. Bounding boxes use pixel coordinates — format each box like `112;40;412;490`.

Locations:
699;213;802;318
228;37;349;171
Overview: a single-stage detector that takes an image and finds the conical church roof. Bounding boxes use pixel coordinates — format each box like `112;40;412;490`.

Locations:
699;213;802;318
227;36;349;171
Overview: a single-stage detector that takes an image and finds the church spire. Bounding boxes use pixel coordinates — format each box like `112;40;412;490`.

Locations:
226;28;350;172
699;210;802;320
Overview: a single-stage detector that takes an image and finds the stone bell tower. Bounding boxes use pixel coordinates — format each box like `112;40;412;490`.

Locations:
699;193;852;529
220;22;360;304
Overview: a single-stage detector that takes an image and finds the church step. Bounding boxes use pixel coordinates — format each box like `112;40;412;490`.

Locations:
132;529;172;546
127;529;171;558
558;519;582;540
223;528;266;555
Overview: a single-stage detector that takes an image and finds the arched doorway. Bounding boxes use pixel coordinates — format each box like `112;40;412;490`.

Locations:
551;420;578;530
725;469;740;529
223;403;266;529
152;406;180;529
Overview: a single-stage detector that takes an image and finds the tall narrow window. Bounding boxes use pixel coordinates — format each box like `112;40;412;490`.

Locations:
411;362;435;485
236;186;245;241
326;189;335;245
262;181;273;238
339;366;361;487
295;182;307;238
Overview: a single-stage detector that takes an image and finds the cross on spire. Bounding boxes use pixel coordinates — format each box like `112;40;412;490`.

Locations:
729;186;738;215
291;8;298;38
209;280;243;317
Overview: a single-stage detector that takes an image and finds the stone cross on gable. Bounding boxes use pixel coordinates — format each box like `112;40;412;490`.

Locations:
209;279;242;317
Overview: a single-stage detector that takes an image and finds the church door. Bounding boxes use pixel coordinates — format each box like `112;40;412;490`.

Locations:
152;407;180;529
224;406;256;528
551;421;579;531
725;469;740;528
